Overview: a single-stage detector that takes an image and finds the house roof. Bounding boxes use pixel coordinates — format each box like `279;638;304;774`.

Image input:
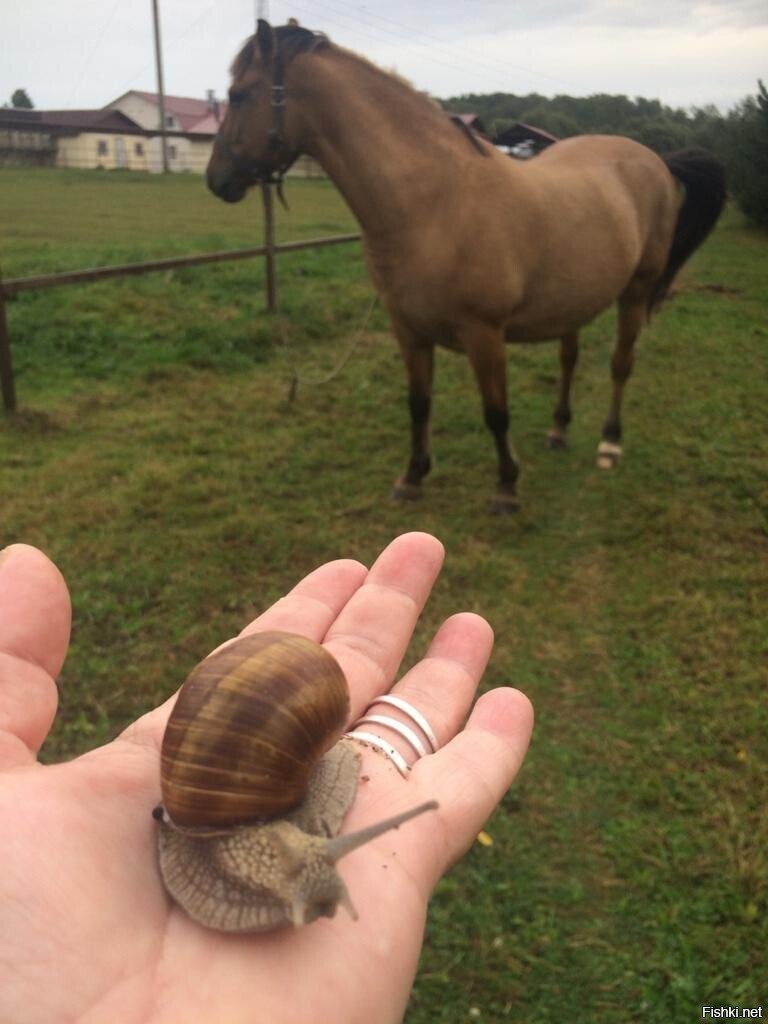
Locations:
494;122;559;148
187;111;223;135
115;90;226;133
0;107;148;135
453;112;490;138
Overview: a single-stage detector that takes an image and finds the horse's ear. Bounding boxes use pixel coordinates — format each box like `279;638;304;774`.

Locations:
256;19;275;61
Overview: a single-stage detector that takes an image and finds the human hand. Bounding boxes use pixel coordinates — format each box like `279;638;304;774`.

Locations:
0;533;533;1024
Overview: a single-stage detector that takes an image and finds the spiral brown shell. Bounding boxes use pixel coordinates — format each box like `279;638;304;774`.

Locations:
160;631;350;828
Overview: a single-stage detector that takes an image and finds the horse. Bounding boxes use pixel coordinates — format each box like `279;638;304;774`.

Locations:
206;20;727;512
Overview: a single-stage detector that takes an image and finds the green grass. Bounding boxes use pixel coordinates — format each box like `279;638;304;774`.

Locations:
1;168;767;1022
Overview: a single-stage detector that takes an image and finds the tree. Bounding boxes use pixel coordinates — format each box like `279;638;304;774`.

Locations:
11;88;34;108
689;105;730;159
634;117;689;154
728;80;768;230
436;87;740;157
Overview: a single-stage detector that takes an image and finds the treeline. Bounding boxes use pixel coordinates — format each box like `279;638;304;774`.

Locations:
442;90;725;153
440;83;768;230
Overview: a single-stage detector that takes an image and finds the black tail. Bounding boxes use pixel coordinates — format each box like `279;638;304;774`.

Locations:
649;148;727;312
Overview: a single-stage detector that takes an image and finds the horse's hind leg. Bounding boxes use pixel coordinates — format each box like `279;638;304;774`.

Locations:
598;296;646;469
547;331;579;450
392;336;434;501
465;326;520;513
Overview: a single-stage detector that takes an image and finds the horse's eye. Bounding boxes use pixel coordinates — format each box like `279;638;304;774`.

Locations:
228;88;248;107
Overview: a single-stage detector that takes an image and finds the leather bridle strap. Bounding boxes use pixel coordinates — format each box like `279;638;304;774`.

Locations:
262;28;326;205
268;51;288;154
261;50;294;204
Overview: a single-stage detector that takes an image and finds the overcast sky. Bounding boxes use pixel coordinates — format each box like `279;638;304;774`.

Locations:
2;0;766;114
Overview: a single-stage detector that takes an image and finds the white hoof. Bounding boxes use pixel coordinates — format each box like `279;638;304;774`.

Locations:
596;440;622;469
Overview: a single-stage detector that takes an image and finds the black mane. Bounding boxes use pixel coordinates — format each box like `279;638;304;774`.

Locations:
231;23;328;78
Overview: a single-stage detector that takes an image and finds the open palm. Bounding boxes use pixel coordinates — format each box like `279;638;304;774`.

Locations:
0;534;532;1024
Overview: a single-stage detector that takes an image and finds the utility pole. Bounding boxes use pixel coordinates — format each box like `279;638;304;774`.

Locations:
151;0;170;173
256;0;275;311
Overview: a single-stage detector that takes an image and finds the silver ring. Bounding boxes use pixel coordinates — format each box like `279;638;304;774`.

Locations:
354;714;428;758
344;730;410;777
367;694;439;752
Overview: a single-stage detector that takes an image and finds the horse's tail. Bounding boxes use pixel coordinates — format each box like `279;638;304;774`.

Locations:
649;147;727;312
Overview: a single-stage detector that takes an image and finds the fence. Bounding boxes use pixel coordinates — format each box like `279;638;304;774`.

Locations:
0;183;361;413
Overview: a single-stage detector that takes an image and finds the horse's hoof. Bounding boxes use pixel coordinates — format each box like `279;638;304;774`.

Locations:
391;479;423;502
596;440;622;469
490;493;521;515
546;431;567;451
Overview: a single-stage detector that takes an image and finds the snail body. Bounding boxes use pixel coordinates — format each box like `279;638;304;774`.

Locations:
155;631;437;932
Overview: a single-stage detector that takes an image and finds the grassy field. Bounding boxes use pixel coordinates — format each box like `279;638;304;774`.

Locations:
1;167;766;1022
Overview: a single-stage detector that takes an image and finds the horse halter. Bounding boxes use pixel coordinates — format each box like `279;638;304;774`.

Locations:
257;26;327;205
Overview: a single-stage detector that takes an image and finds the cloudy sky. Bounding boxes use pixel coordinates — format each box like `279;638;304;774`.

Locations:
2;0;766;113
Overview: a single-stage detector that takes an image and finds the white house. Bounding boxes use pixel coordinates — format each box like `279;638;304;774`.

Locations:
0;107;153;170
104;90;224;174
105;90;323;178
0;88;323;177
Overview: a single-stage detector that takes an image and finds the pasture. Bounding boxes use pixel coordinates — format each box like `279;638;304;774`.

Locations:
1;167;766;1022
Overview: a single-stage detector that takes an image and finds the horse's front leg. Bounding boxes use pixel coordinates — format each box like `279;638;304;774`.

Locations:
465;326;520;513
392;336;434;501
547;331;579;449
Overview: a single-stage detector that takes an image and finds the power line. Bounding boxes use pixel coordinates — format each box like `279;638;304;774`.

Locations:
280;0;515;90
110;3;215;99
65;0;123;107
274;0;574;94
304;0;572;89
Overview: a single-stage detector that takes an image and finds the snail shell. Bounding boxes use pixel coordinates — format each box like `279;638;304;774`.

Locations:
154;630;438;932
160;631;349;827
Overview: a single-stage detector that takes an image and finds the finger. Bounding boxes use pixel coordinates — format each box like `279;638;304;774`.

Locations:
0;545;71;766
125;557;370;747
346;612;493;769
239;558;368;641
415;687;534;876
323;532;445;712
125;534;443;749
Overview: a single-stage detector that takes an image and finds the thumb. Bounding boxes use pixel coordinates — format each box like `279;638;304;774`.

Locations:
0;544;71;765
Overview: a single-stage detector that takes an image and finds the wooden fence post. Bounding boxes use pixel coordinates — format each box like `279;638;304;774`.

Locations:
0;281;17;413
261;182;277;313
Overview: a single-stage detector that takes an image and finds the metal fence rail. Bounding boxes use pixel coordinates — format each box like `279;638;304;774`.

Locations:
0;196;361;412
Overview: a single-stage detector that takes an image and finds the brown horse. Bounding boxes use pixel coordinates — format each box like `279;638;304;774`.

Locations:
207;21;726;511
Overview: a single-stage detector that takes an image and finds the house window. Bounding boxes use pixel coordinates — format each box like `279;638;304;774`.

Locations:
135;142;144;156
97;139;108;155
164;114;175;128
168;145;177;159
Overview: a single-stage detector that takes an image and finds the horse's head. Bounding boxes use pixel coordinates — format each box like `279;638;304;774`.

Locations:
206;20;325;203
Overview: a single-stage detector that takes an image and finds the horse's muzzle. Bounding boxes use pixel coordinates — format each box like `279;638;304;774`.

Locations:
206;168;248;204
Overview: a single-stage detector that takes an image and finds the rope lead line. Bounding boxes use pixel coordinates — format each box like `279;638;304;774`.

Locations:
276;293;379;403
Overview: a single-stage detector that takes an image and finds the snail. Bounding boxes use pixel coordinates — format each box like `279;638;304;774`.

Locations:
153;630;438;932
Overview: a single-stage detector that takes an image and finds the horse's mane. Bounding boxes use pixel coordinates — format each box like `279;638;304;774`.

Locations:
230;23;458;140
230;23;437;107
231;24;329;78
